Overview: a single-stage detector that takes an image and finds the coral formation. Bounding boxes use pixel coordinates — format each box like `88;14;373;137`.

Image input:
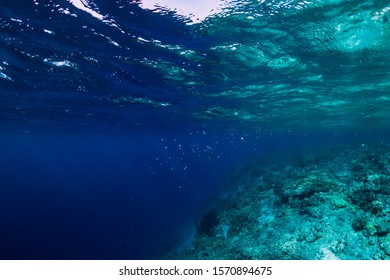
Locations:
168;143;390;259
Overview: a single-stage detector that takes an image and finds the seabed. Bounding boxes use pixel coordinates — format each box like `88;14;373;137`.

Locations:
170;142;390;260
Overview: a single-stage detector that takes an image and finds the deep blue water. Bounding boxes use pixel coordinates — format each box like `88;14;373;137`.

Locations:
0;130;259;259
1;0;389;259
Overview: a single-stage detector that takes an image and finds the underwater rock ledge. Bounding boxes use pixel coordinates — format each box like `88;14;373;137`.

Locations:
168;142;390;260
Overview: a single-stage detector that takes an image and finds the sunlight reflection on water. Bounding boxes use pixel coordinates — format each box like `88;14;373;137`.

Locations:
136;0;228;23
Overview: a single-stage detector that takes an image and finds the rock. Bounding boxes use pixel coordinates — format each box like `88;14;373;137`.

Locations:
376;218;390;236
320;248;340;260
331;196;349;208
352;213;368;231
381;242;390;256
365;223;377;236
283;171;336;199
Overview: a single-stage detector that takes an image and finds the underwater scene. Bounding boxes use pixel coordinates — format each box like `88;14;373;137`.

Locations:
0;0;389;260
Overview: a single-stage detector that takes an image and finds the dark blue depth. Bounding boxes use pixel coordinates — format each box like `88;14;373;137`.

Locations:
0;129;266;259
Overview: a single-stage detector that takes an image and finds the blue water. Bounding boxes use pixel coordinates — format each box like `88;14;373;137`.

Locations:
1;0;389;259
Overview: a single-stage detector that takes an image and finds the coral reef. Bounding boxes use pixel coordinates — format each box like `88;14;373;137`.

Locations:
168;143;390;259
